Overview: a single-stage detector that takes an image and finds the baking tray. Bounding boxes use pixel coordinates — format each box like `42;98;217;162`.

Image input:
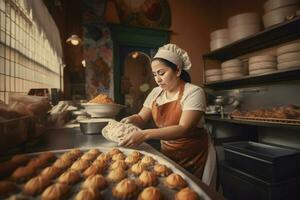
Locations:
0;147;211;200
231;115;300;125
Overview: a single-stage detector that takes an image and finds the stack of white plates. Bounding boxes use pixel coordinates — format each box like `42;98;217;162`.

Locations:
205;69;222;82
263;0;300;28
276;41;300;69
221;59;244;80
210;29;230;51
248;55;277;75
227;13;260;42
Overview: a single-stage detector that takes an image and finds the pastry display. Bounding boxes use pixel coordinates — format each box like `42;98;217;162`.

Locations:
10;166;35;182
137;170;158;187
0;181;17;198
154;164;171;177
74;188;101;200
112;178;139;200
57;170;81;185
70;159;90;172
40;166;61;180
81;153;97;162
82;174;107;190
10;154;30;166
53;158;72;169
131;162;147;175
0;148;203;199
41;183;69;200
109;160;127;170
107;167;127;182
165;173;187;189
83;164;104;178
138;186;163;200
141;155;156;166
112;153;126;161
23;176;50;196
175;187;199;200
125;155;140;165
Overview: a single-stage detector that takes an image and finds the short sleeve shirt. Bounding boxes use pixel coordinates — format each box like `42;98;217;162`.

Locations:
143;83;206;127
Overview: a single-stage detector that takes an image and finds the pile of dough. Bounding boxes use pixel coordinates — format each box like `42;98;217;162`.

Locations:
102;120;141;143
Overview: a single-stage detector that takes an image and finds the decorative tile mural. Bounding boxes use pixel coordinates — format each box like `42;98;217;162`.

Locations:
83;0;113;100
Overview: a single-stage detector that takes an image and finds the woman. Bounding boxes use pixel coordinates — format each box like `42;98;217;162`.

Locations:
120;44;216;186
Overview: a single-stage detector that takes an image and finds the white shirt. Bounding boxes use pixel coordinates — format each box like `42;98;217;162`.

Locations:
143;82;206;127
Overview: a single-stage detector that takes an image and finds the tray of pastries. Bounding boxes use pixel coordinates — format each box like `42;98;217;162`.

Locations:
0;147;210;200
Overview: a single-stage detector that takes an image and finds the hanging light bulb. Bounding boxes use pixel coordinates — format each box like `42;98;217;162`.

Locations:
131;51;139;59
66;34;81;45
82;60;86;67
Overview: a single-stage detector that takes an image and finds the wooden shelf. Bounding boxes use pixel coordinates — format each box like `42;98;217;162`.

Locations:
203;16;300;61
204;66;300;89
205;116;300;131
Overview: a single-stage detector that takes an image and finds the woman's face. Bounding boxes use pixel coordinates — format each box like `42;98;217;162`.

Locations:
151;60;180;91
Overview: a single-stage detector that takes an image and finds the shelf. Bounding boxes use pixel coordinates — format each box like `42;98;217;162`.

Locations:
203;16;300;61
205;115;300;131
204;66;300;89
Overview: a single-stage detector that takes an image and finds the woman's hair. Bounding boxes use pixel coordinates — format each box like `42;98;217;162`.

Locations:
152;58;191;83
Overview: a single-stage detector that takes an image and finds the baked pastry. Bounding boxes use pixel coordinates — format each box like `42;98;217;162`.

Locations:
41;183;69;200
0;161;16;179
23;176;50;196
138;186;163;200
141;155;155;166
108;148;122;156
87;149;101;156
130;162;147;175
70;159;90;172
153;164;171;177
26;158;48;169
68;148;83;157
8;195;29;200
81;153;97;162
82;174;107;190
10;154;30;166
165;173;187;189
57;170;81;185
107;167;127;182
74;188;101;200
110;160;127;170
0;181;17;198
125;155;140;165
137;170;158;187
130;150;143;159
112;153;126;161
112;178;139;200
53;158;72;169
10;166;35;182
96;153;111;163
40;166;61;180
38;151;56;162
92;159;107;169
175;187;199;200
83;164;104;178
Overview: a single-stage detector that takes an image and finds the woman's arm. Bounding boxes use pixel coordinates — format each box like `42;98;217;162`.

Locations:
120;107;152;128
119;110;203;147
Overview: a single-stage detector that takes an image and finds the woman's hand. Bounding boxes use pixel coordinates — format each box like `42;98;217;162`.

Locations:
119;130;148;147
120;114;142;125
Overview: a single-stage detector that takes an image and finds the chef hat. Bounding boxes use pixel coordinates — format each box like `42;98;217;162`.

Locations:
153;43;192;71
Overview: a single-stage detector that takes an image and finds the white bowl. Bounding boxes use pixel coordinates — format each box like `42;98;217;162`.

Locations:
263;5;299;28
228;13;260;27
264;0;300;12
81;103;126;118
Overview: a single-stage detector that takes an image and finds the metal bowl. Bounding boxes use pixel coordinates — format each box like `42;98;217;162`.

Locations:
79;118;113;135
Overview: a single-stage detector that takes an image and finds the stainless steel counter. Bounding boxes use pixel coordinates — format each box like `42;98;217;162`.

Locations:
7;126;224;200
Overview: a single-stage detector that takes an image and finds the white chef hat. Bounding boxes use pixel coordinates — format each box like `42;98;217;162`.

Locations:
153;43;192;71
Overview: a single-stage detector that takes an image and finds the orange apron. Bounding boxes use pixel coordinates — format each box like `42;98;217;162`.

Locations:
152;81;209;179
